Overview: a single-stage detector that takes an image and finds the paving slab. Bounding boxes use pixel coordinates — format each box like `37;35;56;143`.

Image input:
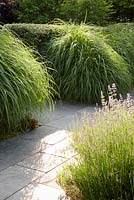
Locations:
39;102;87;126
36;157;77;186
0;165;43;200
17;152;67;173
43;181;62;190
77;105;95;113
45;115;77;130
18;126;59;141
0;127;70;171
35;162;65;185
0;127;56;171
40;129;71;145
17;128;70;145
0;141;51;172
45;106;95;130
41;137;76;159
6;183;65;200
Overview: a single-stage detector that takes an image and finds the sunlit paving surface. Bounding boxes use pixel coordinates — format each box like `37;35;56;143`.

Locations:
0;102;94;200
7;183;65;200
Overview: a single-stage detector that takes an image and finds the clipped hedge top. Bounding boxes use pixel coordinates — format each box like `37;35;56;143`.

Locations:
5;23;64;48
5;23;62;35
5;22;134;49
5;23;102;49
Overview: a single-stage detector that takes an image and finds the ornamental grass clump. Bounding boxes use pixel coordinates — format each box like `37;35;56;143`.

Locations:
48;24;131;103
103;23;134;83
58;84;134;200
0;27;55;134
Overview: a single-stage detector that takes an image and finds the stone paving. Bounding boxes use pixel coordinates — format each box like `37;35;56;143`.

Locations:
0;102;94;200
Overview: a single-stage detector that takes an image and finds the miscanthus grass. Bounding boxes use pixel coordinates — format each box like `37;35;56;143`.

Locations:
103;23;134;84
0;27;55;135
48;24;131;103
58;84;134;200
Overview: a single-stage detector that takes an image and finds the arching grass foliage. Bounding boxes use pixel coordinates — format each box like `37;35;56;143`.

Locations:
48;24;131;103
103;23;134;84
0;28;55;134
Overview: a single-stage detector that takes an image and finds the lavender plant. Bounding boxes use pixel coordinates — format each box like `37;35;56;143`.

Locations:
58;84;134;200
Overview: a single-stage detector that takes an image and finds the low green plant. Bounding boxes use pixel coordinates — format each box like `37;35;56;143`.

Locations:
0;27;55;134
48;24;131;103
58;84;134;200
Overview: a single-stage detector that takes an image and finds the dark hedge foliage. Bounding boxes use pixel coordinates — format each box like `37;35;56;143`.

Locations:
16;0;60;23
59;0;113;25
0;0;18;24
110;0;134;22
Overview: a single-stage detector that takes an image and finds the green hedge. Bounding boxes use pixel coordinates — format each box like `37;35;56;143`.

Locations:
5;23;102;54
5;23;63;55
6;23;134;66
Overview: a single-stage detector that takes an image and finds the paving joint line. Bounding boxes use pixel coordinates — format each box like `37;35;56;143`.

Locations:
3;173;45;200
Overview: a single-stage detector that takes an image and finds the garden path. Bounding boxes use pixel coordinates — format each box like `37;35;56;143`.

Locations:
0;102;94;200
